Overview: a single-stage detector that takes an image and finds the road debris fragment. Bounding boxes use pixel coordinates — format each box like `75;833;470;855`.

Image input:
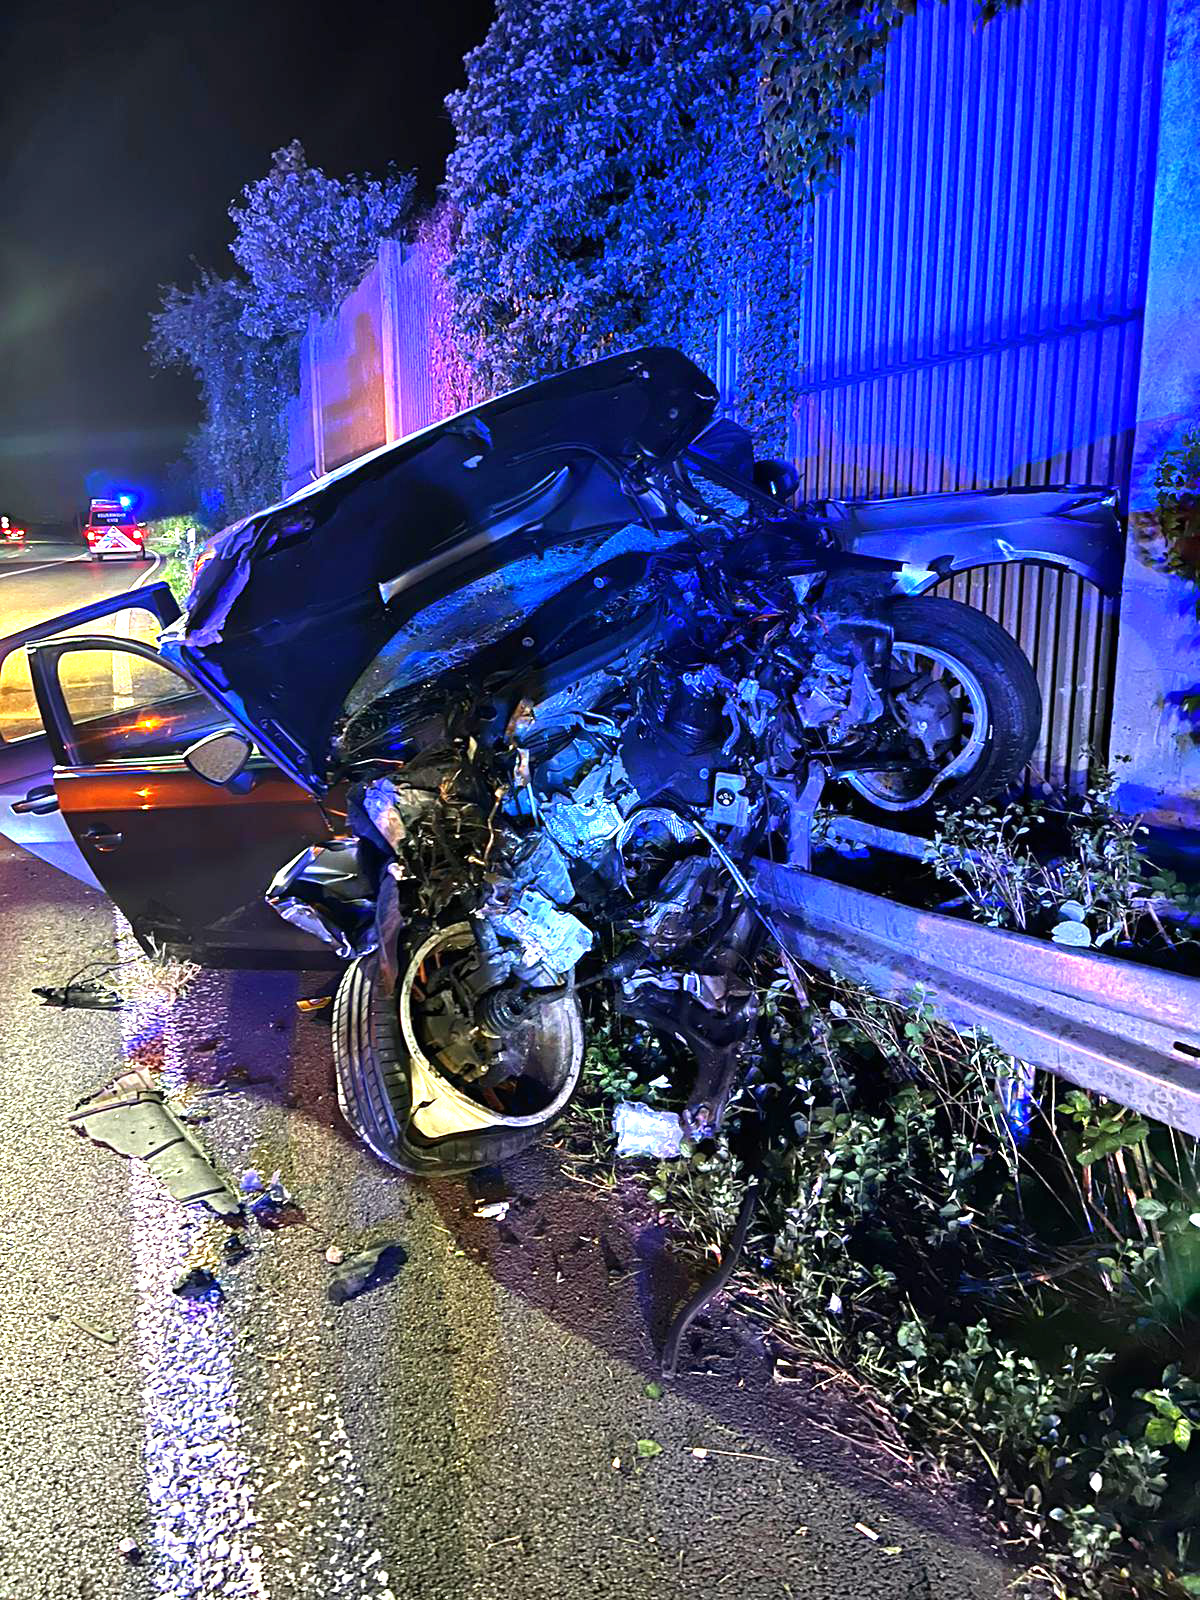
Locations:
248;1168;293;1221
172;1265;221;1299
70;1317;119;1346
240;1169;264;1194
855;1522;880;1542
48;1310;120;1347
613;1101;684;1158
636;1439;664;1459
34;978;122;1009
69;1066;241;1217
117;1537;142;1564
327;1240;405;1303
296;994;333;1012
121;953;200;1004
325;1244;346;1265
473;1199;511;1221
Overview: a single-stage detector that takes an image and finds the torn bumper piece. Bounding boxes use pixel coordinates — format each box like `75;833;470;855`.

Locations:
266;838;378;959
69;1067;242;1218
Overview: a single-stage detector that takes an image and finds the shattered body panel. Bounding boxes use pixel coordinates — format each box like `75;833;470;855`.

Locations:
70;1066;241;1217
824;485;1123;597
1;347;1152;1174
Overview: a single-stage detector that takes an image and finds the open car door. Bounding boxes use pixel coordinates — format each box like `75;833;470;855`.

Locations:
0;583;185;886
0;584;338;967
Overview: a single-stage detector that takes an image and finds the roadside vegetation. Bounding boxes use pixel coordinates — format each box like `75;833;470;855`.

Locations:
560;794;1200;1600
923;766;1199;964
146;516;208;609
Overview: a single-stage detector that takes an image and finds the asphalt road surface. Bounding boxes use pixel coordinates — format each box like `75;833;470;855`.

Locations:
0;537;161;630
0;548;1008;1600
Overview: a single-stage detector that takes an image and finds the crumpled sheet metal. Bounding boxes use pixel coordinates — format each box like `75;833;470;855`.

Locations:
69;1066;242;1218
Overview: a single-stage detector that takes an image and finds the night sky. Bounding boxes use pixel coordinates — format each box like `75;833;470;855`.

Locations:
0;0;493;524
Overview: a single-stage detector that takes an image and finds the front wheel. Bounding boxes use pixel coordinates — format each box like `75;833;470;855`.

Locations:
843;596;1042;814
332;923;584;1176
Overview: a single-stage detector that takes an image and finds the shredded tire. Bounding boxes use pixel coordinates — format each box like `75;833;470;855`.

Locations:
333;950;582;1176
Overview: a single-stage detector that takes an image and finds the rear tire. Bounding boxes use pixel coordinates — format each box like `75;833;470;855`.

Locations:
846;596;1042;813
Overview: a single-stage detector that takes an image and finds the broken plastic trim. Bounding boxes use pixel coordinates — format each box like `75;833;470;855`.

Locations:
69;1066;241;1218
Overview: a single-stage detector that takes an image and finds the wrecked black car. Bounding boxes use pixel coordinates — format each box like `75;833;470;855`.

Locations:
0;349;1124;1175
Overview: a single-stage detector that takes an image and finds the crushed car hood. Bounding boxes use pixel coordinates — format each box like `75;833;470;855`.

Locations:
160;348;718;794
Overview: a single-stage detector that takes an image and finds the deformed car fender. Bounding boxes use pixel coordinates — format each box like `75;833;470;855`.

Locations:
823;484;1124;597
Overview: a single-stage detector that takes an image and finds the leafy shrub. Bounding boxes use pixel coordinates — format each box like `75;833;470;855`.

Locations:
145;515;209;607
151;143;414;521
1155;427;1200;587
230;140;415;339
149;272;294;525
752;1;1021;199
924;773;1198;953
445;0;802;451
633;976;1200;1596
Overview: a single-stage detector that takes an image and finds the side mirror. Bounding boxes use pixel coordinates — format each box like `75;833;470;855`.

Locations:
184;728;253;787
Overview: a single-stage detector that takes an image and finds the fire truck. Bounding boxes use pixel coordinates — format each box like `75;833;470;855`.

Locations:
83;497;149;561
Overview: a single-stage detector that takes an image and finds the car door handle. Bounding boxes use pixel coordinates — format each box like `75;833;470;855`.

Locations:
82;825;124;851
12;784;59;816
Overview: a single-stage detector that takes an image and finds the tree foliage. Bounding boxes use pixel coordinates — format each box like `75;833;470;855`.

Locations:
445;0;745;386
753;0;1022;200
151;142;415;521
414;202;487;420
148;271;293;525
445;0;799;448
444;0;1021;452
230;139;415;338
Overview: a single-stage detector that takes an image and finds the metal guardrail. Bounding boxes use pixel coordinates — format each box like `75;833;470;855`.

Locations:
753;858;1200;1139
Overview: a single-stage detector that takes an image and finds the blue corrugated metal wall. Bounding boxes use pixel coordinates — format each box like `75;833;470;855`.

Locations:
790;0;1165;788
794;0;1165;500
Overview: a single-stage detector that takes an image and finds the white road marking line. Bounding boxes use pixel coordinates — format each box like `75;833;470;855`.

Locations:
0;553;88;582
116;914;269;1600
129;553;165;591
114;915;387;1598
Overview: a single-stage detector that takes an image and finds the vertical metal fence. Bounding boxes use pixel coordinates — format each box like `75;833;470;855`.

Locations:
792;0;1165;790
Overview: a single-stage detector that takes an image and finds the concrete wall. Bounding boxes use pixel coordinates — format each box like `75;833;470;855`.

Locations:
283;240;447;497
1110;0;1200;827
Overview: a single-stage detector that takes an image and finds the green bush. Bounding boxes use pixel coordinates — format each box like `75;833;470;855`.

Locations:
620;975;1200;1597
146;515;209;608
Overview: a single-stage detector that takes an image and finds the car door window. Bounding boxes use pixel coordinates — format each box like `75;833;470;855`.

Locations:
0;607;164;745
54;647;227;763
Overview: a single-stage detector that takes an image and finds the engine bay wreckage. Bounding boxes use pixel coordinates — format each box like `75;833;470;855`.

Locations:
89;347;1191;1170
